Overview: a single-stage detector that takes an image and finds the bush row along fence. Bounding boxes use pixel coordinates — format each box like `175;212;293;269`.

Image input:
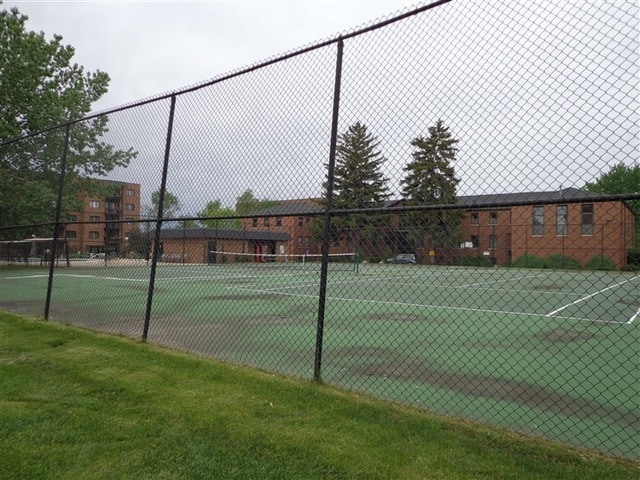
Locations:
1;1;639;459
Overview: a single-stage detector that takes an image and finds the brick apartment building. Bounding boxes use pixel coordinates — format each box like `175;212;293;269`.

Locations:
65;180;141;255
240;188;635;269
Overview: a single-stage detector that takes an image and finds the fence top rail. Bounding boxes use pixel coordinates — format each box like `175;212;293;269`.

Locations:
0;0;452;149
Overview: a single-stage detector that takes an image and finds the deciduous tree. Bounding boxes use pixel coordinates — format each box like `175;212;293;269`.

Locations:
198;200;239;229
585;163;640;248
0;7;136;238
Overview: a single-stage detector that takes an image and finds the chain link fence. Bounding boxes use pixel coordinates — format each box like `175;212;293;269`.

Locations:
1;1;639;458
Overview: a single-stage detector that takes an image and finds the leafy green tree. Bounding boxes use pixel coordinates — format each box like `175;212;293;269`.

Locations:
0;7;136;238
235;189;278;216
146;190;180;220
320;122;390;250
584;163;640;247
584;163;640;214
401;120;461;249
198;200;239;228
176;218;200;229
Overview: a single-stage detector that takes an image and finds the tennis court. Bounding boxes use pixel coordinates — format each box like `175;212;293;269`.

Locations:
1;262;638;457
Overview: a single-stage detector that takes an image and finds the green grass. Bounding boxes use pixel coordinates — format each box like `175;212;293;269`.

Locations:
1;311;638;479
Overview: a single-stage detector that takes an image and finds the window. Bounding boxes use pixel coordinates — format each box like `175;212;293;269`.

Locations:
489;235;497;250
125;189;135;196
89;231;100;240
263;217;270;227
275;217;282;227
489;211;498;225
470;212;479;225
125;203;135;211
89;200;100;209
305;217;310;224
298;217;303;227
532;206;544;236
252;218;258;228
89;215;100;222
470;235;480;248
298;236;303;247
581;204;594;236
65;230;77;239
556;205;568;236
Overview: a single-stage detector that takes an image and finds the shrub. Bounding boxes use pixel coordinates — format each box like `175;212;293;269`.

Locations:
627;248;640;267
544;254;581;270
511;254;545;269
584;255;616;271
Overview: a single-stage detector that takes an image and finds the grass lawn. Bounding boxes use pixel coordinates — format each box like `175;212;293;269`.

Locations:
1;311;638;479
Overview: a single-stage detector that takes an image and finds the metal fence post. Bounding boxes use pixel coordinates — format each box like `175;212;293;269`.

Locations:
143;95;177;341
44;124;71;320
314;37;344;383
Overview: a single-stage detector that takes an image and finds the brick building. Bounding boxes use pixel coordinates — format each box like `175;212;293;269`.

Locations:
156;228;290;264
244;188;635;269
65;180;141;255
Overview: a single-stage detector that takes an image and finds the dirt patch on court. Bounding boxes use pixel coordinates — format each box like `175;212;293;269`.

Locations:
55;312;308;359
346;348;638;429
535;328;600;343
618;298;640;308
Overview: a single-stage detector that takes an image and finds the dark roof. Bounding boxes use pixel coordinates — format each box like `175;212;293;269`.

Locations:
159;228;290;242
253;200;322;216
456;188;605;207
249;188;616;215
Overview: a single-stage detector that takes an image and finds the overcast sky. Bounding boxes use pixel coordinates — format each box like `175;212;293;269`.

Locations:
4;0;639;213
5;0;421;113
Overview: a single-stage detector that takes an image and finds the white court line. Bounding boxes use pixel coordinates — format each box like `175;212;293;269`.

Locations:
546;276;640;317
228;285;628;325
1;274;51;280
627;307;640;325
55;274;149;282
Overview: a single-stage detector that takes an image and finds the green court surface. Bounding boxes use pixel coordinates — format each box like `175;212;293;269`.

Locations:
1;262;638;458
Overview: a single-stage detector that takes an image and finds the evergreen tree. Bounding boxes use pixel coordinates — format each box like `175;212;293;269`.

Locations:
401;120;461;250
321;122;390;251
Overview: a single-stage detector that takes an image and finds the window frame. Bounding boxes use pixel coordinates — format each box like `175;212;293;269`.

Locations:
556;205;568;236
532;206;545;236
581;203;594;236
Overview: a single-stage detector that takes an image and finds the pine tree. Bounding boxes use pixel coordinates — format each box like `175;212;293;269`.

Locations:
401;120;461;250
321;122;390;251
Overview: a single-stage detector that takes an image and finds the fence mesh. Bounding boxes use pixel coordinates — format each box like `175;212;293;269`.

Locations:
1;1;639;458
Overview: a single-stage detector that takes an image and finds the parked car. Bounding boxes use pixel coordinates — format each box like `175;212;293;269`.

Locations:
386;253;416;264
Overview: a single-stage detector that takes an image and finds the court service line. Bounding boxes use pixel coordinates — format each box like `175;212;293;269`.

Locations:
57;274;149;282
1;274;51;280
228;285;627;325
546;276;640;317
